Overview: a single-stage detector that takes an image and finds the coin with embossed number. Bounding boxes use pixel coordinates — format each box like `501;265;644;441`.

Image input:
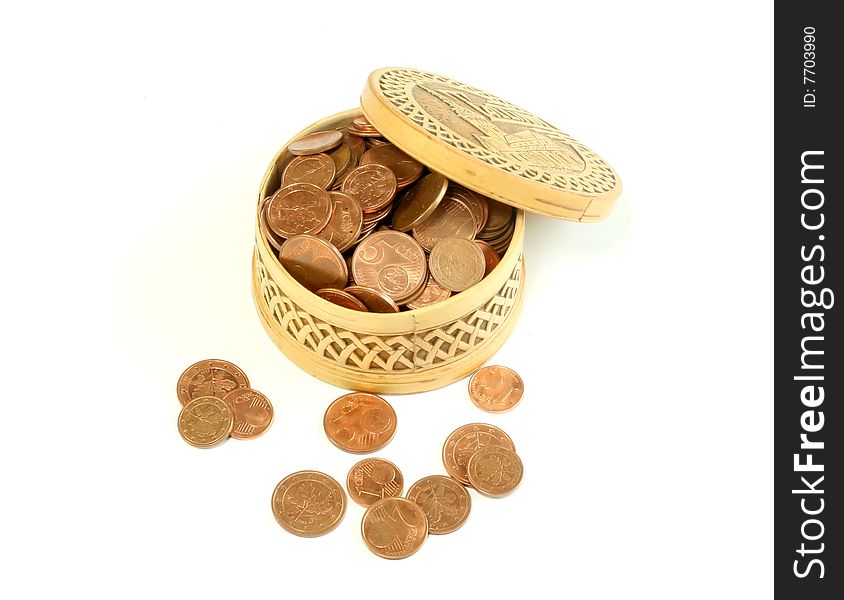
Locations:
317;288;368;311
178;396;234;448
412;194;476;252
288;130;343;156
429;236;485;292
223;387;274;439
442;423;515;486
361;497;428;559
281;154;336;189
316;191;363;253
267;183;333;238
360;144;424;189
344;285;400;313
341;164;397;213
351;230;427;304
278;234;348;292
406;475;471;534
466;445;523;497
323;392;397;454
391;172;448;232
177;359;250;406
271;471;346;537
346;458;404;507
468;365;523;412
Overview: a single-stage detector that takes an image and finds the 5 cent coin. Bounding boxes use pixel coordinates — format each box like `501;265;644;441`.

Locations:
323;392;397;453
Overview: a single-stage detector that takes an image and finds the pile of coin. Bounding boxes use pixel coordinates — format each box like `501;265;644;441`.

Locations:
176;359;274;447
270;366;524;559
258;115;517;313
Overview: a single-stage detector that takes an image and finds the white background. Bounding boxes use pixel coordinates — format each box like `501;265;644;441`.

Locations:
0;1;772;598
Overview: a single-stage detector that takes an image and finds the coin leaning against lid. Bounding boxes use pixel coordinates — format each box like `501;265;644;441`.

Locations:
346;457;404;507
442;423;515;485
361;497;428;559
271;471;346;537
406;475;471;534
391;172;449;232
178;396;233;448
177;359;249;406
323;392;397;453
267;183;333;238
288;130;343;155
223;387;274;439
468;365;524;412
429;237;485;292
278;234;348;292
466;445;523;497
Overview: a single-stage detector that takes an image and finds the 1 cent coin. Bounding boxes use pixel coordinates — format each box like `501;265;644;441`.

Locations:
390;172;448;232
271;471;346;537
267;182;333;238
288;130;343;156
178;396;233;448
442;423;515;486
429;236;485;292
323;392;397;453
346;458;404;507
361;497;428;559
278;234;348;292
466;445;523;497
406;475;471;534
177;359;249;406
468;365;524;412
222;387;274;439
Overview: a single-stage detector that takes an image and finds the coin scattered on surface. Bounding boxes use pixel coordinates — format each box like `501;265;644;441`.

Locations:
466;445;523;497
178;396;234;448
288;130;343;156
406;475;471;534
442;423;516;485
271;471;346;537
361;497;428;559
278;234;348;292
223;387;274;439
323;392;397;453
468;365;524;412
346;458;404;507
429;236;485;292
177;359;250;406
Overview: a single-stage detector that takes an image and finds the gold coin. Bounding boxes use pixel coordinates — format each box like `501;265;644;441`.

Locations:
468;365;523;412
177;359;249;406
429;236;485;292
315;191;363;253
466;445;523;497
278;234;348;292
288;130;343;156
361;497;428;559
442;423;515;485
267;183;333;238
223;387;274;439
281;154;336;189
344;285;400;313
178;396;233;448
390;172;448;232
271;471;346;537
406;475;471;535
346;457;404;507
323;392;397;453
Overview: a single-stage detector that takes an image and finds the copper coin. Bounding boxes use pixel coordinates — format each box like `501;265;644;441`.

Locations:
178;396;233;448
341;164;397;213
360;144;424;189
271;471;346;537
429;237;485;292
466;445;523;497
177;359;250;406
405;275;452;310
323;392;397;454
351;230;428;304
343;129;368;162
346;458;404;507
267;183;333;238
278;234;347;292
281;154;336;189
406;475;471;535
450;186;488;233
365;137;389;148
474;240;500;276
223;387;274;439
468;365;524;412
344;285;400;313
482;199;515;233
288;130;343;156
442;423;515;486
391;172;449;232
316;191;363;253
258;196;285;252
412;195;476;252
361;497;428;559
347;116;382;137
317;288;368;311
327;143;353;180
